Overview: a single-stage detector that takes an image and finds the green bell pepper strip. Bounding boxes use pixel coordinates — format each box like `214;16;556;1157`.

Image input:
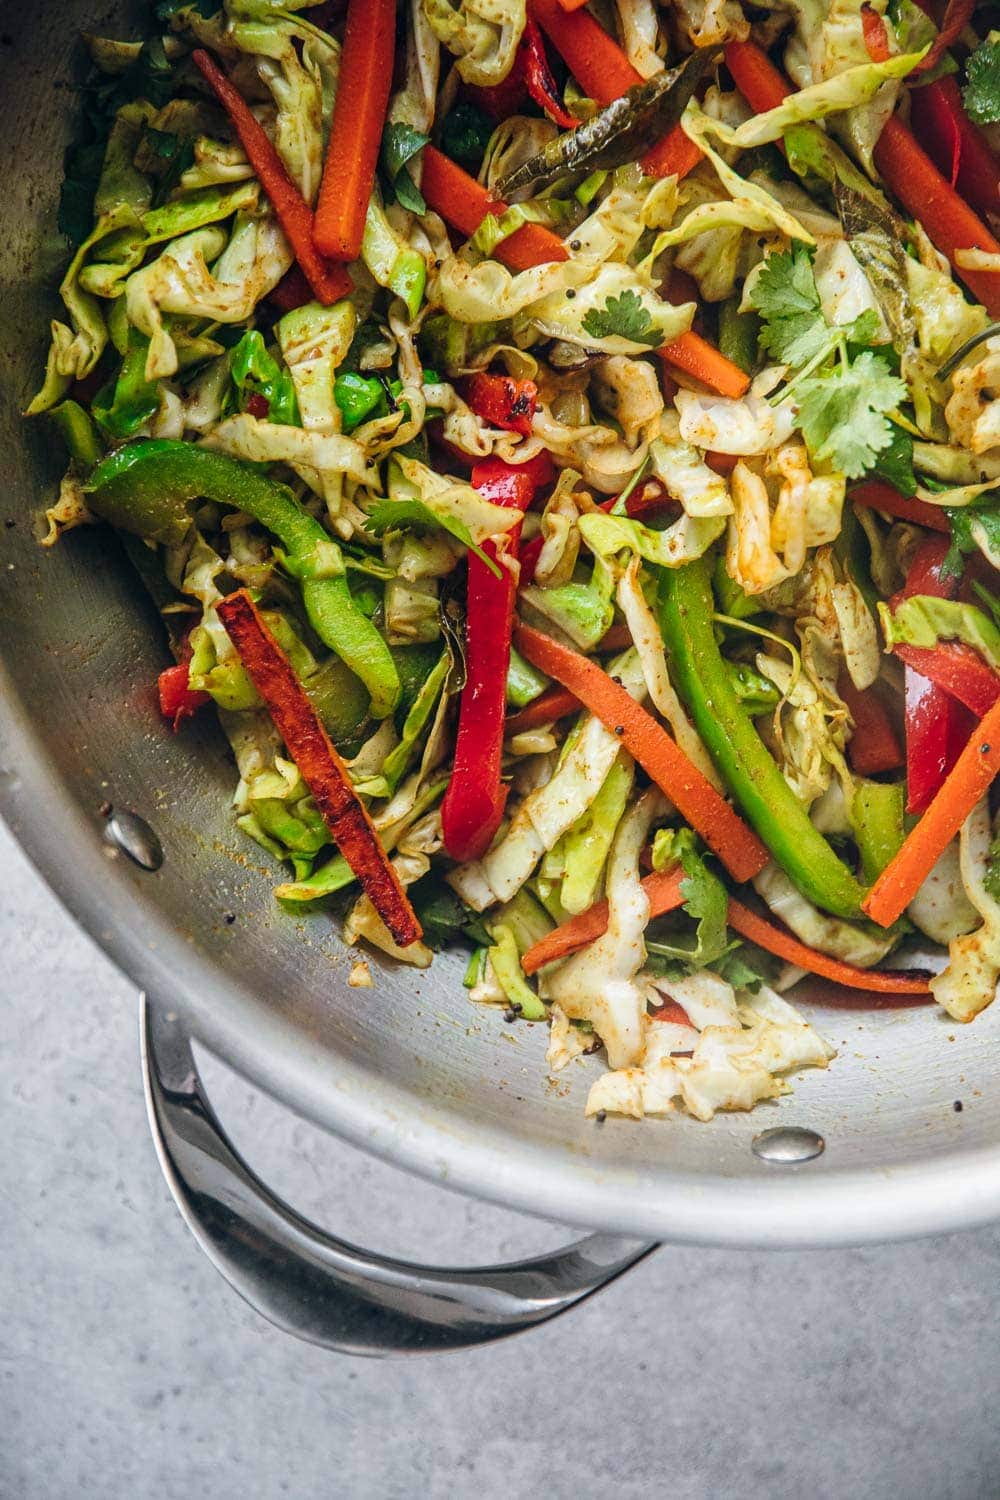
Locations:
85;440;400;717
851;780;906;884
658;555;867;918
717;296;759;377
48;400;103;467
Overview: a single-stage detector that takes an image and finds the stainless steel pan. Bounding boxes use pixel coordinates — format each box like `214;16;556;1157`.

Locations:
4;2;1000;1357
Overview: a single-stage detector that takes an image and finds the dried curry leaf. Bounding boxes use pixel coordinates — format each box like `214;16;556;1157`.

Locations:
493;49;720;199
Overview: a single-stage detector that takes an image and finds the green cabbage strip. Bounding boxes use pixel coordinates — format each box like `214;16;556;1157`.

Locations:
879;596;1000;670
658;555;867;918
85;440;400;716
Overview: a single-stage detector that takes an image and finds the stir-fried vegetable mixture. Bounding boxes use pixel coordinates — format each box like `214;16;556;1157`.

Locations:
31;0;1000;1122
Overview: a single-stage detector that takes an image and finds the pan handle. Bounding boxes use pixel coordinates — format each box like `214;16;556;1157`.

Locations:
141;997;656;1357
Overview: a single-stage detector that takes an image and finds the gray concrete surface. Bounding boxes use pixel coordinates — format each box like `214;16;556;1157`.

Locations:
3;814;1000;1500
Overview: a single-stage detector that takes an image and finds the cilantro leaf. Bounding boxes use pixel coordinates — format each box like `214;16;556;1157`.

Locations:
870;422;917;496
581;289;664;348
964;38;1000;125
646;829;730;970
713;943;782;993
748;244;830;367
364;497;503;578
943;499;1000;577
795;351;906;479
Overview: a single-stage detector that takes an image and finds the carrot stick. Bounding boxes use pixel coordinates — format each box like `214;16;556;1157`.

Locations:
531;0;643;103
723;40;1000;316
557;0;591;11
661;329;750;397
419;145;569;271
726;898;931;994
191;50;351;307
652;1000;694;1026
723;40;792;113
505;685;582;735
420;146;748;394
863;693;1000;927
530;0;704;181
860;3;892;62
313;0;396;261
850;480;951;533
912;77;1000;227
874;118;1000;317
514;622;770;881
216;590;422;948
523;866;931;994
522;865;687;974
643;127;707;182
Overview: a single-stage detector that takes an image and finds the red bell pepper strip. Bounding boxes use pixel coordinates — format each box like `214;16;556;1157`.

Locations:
441;458;552;861
912;0;976;76
518;534;544;584
158;662;210;731
894;642;1000;717
313;0;396;261
893;536;976;813
191;50;351;307
839;673;904;775
515;622;770;881
529;0;703;179
469;451;554;509
267;265;314;315
519;478;674;582
911;77;1000;225
521;15;580;128
904;668;975;813
864;692;1000;927
850;479;951;533
725;39;1000;316
217;590;422;947
468;69;530;121
463;372;539;437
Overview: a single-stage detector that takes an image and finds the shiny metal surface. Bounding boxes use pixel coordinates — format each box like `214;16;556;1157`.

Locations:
105;808;164;871
142;997;654;1354
5;4;1000;1255
752;1126;826;1164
